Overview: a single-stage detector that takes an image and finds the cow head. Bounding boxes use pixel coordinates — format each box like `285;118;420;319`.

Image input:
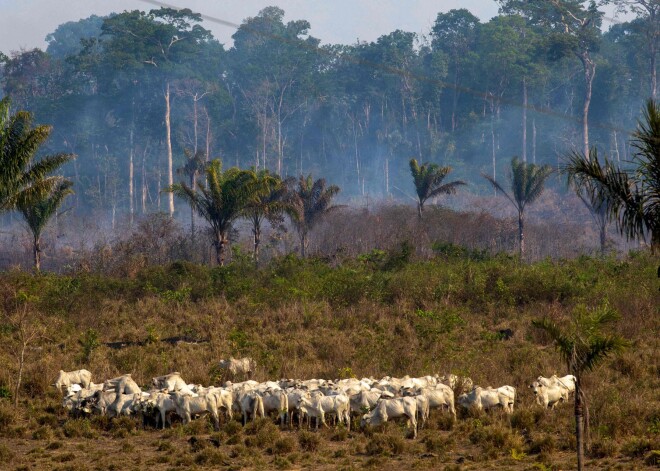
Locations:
53;370;66;391
529;381;543;396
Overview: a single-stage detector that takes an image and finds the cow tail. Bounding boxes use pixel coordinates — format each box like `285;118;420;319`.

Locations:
254;394;265;419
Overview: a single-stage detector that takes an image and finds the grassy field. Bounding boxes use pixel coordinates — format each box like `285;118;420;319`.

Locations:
0;248;658;470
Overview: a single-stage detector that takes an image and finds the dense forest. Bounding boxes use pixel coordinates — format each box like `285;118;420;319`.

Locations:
0;0;657;221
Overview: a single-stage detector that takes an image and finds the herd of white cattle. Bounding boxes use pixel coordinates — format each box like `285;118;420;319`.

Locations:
54;359;577;439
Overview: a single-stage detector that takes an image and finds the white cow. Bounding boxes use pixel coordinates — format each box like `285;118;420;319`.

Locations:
458;386;516;414
403;383;456;421
307;391;351;430
361;397;418;438
152;372;196;395
529;380;569;409
259;388;289;427
537;375;576;394
218;357;255;379
171;392;221;430
104;374;141;395
138;391;177;428
439;374;473;392
87;390;117;415
236;390;265;425
54;369;92;395
349;390;382;415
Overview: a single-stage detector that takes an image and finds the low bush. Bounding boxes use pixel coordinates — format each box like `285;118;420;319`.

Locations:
621;437;652;458
271;436;296;455
194;448;227;466
298;430;322;452
366;433;406;456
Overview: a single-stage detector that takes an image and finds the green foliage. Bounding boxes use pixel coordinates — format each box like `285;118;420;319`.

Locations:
0;97;74;213
297;430;322;452
409;158;466;216
565;99;660;250
78;328;100;363
431;241;490;261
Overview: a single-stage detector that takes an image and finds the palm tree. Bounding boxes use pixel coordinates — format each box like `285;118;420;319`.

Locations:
167;160;255;266
288;175;340;258
17;180;73;271
483;157;553;257
409;158;466;218
565;99;660;253
532;303;627;471
0;97;74;213
177;149;207;238
242;170;290;263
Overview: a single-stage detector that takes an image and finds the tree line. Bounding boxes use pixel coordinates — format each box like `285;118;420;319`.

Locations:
0;1;658;221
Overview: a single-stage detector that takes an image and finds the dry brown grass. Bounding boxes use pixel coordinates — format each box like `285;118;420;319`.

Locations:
0;247;657;469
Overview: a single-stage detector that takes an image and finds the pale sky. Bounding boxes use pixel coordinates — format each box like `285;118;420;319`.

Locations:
0;0;501;53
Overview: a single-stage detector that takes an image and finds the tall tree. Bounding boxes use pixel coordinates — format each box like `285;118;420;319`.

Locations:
166;160;254;265
176;149;206;238
242;170;290;262
17;180;73;271
500;0;603;157
101;8;213;217
533;303;627;471
287;175;340;258
431;9;480;133
566;99;660;252
607;0;660;99
483;157;553;257
409;158;466;217
0;97;74;214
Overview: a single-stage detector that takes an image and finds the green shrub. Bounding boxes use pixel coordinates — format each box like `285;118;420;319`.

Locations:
223;419;243;436
45;441;63;450
589;438;618;458
423;435;452;454
194;448;227;466
0;443;14;462
298;430;322;452
271;436;296;455
622;437;652;458
644;450;660;467
62;419;95;439
0;401;15;432
528;433;556;455
366;433;405;456
32;426;53;440
110;416;137;438
188;436;208;452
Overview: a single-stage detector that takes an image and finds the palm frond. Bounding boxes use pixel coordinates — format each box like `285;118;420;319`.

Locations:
483;172;517;209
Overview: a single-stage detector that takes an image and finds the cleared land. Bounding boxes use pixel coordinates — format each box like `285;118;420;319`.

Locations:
0;251;658;470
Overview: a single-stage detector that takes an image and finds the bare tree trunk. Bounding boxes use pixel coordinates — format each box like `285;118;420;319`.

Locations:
33;235;41;272
580;55;596;158
651;229;659;254
575;379;585;471
385;158;390;197
490;97;496;182
205;106;211;163
190;173;196;240
532;116;537;165
129;128;134;226
300;230;307;258
518;211;525;259
14;341;26;407
165;82;175;217
141;148;147;214
215;232;226;266
253;219;261;263
522;78;528;162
